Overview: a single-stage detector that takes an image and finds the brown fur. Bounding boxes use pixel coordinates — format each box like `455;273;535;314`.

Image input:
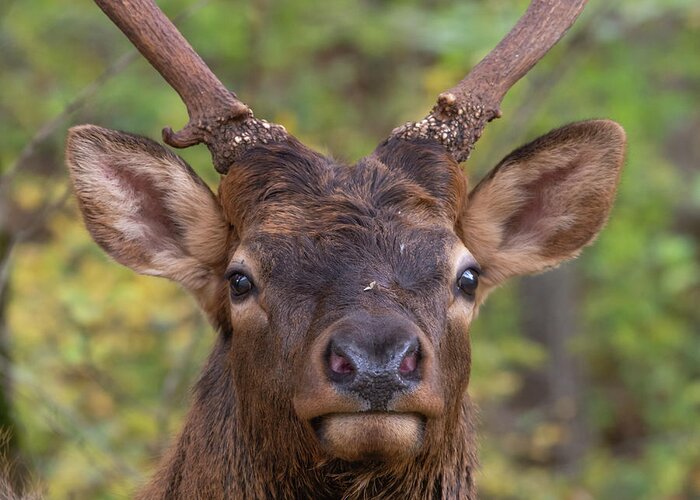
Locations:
65;119;625;499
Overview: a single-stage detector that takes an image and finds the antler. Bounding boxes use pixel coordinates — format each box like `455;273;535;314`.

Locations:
389;0;588;163
94;0;288;174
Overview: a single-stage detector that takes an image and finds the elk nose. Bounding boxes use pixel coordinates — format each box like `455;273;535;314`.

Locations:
326;321;422;410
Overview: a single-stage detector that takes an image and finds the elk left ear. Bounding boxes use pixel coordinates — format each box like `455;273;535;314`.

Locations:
66;125;229;295
462;120;626;287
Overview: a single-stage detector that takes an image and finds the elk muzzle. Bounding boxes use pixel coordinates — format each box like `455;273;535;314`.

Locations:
294;310;444;461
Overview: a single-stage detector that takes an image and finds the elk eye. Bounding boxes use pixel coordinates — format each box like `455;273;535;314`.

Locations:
229;273;253;297
457;268;479;297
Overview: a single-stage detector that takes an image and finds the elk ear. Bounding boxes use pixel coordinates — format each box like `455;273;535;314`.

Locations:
66;125;229;294
462;120;625;288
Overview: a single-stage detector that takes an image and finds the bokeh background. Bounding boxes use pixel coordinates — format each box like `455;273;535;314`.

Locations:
1;0;699;498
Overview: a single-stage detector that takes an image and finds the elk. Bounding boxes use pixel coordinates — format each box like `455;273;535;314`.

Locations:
65;0;625;498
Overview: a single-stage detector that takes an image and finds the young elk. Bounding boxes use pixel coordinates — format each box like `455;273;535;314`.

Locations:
66;0;625;497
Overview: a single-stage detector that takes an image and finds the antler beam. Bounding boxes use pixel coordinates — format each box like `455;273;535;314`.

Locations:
94;0;288;174
390;0;588;163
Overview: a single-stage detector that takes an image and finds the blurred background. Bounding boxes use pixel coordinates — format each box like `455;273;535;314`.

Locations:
1;0;699;498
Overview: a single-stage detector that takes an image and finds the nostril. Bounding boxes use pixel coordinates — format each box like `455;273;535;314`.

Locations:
329;351;354;375
325;324;424;391
399;350;419;377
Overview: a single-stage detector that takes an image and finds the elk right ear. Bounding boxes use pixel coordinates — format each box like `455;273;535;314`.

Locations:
462;120;625;289
66;125;230;295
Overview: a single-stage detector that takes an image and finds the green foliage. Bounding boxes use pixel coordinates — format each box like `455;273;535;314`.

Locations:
1;0;699;498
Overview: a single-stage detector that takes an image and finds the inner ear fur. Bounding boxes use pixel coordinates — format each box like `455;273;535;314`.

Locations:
66;125;230;301
462;120;626;287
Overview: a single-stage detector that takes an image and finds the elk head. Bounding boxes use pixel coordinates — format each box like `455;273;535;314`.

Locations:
66;0;624;487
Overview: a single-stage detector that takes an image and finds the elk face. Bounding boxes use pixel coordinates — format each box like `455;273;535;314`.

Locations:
218;139;474;462
67;119;625;464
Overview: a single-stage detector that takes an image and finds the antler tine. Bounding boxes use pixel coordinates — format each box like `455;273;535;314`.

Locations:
94;0;288;174
389;0;588;163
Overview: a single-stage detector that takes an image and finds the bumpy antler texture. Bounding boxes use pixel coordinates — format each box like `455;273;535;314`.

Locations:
389;0;588;162
94;0;288;174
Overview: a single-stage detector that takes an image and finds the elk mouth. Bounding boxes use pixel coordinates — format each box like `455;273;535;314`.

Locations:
311;412;425;462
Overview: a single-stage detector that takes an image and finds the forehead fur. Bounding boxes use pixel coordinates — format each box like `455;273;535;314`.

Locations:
218;138;467;237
